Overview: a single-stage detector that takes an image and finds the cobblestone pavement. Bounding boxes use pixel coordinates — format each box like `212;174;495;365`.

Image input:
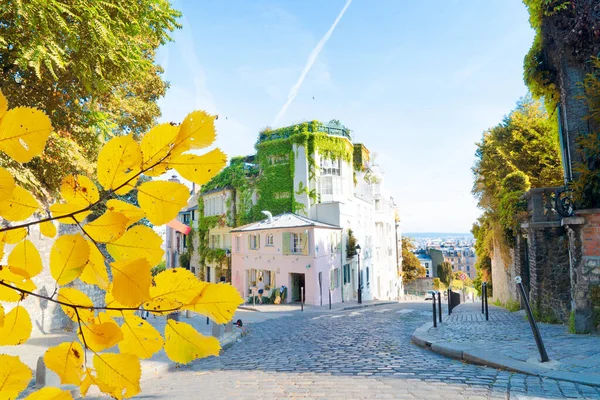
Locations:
89;302;600;399
431;303;600;374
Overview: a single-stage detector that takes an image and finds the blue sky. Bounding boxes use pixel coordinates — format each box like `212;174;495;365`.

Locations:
156;0;535;233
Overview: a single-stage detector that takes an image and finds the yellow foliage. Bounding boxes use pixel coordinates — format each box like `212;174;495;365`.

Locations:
49;202;91;224
0;304;4;327
104;287;135;318
50;234;89;285
91;353;141;400
184;283;244;324
106;199;145;227
0;185;40;221
0;106;52;163
0;266;36;302
84;211;128;243
8;240;43;279
0;90;7;119
164;320;220;364
60;175;99;207
0;166;15;200
79;319;123;353
0;355;32;399
110;258;152;307
147;268;205;312
44;341;85;386
40;220;57;238
0;305;32;345
168;148;227;185
24;387;74;400
79;242;110;290
106;225;163;267
118;314;164;359
97;135;142;195
57;288;95;324
141;123;180;177
136;180;190;225
172;110;217;154
0;227;27;244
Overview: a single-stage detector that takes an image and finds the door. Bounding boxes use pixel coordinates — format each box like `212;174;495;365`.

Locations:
291;273;305;302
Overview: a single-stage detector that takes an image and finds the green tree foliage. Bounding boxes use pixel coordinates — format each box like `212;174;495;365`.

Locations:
0;0;182;198
436;261;453;286
346;229;358;259
471;97;563;289
401;237;426;283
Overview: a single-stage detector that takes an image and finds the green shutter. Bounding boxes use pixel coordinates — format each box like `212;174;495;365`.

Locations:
282;233;290;255
247;235;251;250
302;232;309;256
257;234;260;249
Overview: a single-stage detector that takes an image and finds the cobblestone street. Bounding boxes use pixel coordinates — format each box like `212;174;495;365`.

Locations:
88;302;600;399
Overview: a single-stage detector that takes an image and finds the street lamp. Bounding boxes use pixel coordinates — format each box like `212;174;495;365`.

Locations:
355;244;362;304
225;248;231;283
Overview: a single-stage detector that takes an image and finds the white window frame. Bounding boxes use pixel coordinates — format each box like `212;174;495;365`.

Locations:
250;234;259;250
292;233;304;254
266;234;274;246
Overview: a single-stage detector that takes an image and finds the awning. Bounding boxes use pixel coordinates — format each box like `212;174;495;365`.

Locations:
167;219;191;235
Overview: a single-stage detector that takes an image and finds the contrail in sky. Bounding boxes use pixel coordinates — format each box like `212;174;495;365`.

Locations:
272;0;352;127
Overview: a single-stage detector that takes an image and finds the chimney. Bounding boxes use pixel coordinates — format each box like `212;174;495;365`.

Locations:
261;210;273;224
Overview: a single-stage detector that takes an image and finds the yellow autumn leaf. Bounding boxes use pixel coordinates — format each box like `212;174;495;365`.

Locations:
57;288;95;324
0;227;27;244
0;355;32;399
50;234;90;285
168;148;227;185
106;225;163;267
136;181;190;226
79;241;109;290
97;135;142;195
118;314;164;359
40;220;57;238
184;282;244;324
0;304;4;327
93;353;141;400
43;341;85;386
60;174;99;207
79;319;123;352
147;268;205;312
164;320;220;364
106;199;145;228
0;166;15;200
0;305;32;345
0;106;52;163
111;258;152;308
49;202;91;224
0;185;40;221
0;266;36;302
141;123;180;177
0;90;7;119
104;286;135;318
8;240;43;278
84;211;128;243
172;110;216;155
24;387;74;400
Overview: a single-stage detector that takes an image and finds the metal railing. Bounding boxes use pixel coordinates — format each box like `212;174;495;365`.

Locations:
523;187;563;223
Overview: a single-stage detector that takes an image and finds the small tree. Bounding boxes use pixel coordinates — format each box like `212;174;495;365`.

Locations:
437;261;453;286
346;229;358;259
401;237;426;283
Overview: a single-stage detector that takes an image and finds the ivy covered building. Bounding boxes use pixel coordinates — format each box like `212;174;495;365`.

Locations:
170;120;402;305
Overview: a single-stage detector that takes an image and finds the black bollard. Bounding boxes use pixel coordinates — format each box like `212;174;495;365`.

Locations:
437;292;442;323
481;282;485;314
516;276;549;362
301;287;304;312
432;292;437;328
448;288;452;315
484;284;489;321
329;289;332;310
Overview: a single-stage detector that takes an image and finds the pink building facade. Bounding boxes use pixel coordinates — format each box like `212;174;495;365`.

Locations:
231;213;343;306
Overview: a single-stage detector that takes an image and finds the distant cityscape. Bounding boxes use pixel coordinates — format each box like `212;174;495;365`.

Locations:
404;232;475;250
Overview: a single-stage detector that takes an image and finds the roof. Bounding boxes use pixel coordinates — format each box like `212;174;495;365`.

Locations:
231;212;341;232
167;219;192;235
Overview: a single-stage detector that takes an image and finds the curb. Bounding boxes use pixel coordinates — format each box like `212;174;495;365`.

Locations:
411;322;600;388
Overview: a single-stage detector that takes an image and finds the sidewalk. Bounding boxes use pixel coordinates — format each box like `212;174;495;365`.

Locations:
9;311;244;398
239;299;399;313
411;302;600;387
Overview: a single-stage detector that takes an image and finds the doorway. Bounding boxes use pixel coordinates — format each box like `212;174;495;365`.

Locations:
291;273;305;302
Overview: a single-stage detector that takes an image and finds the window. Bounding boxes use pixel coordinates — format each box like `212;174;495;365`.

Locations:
182;234;187;249
320;158;340;176
292;233;304;253
183;214;190;224
343;264;351;284
330;268;340;289
375;199;381;211
249;234;259;250
266;234;274;246
366;267;370;285
191;210;196;221
236;236;240;252
467;265;470;271
210;234;220;249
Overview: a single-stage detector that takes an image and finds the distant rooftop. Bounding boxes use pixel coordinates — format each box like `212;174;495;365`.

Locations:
231;212;341;232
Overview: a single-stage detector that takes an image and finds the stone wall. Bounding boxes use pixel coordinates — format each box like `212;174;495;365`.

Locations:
490;239;518;304
526;225;571;323
405;278;434;294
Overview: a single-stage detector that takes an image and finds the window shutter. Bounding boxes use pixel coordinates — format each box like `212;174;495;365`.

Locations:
282;233;290;255
302;232;309;256
247;235;251;250
257;234;260;249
